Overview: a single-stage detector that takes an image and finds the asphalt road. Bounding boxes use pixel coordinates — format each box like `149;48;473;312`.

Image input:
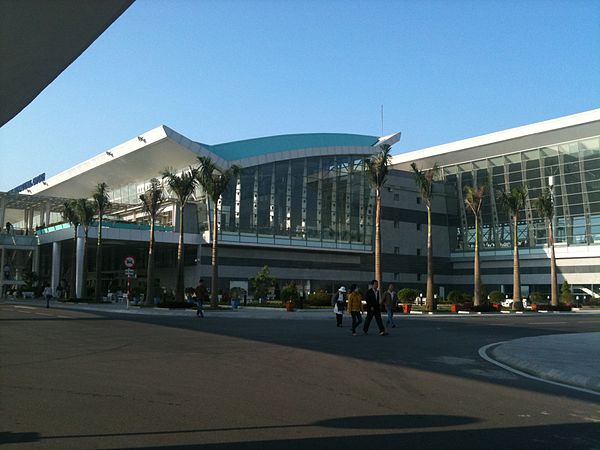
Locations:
1;305;599;449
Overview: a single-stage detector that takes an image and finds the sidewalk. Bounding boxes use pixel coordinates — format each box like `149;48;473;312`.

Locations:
489;332;600;394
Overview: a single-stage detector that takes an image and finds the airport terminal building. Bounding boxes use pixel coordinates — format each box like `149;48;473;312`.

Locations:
1;109;599;300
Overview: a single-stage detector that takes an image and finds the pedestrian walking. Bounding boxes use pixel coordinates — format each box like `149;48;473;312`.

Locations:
195;279;208;317
363;280;387;336
42;283;53;309
382;283;397;328
346;284;363;335
55;282;64;300
331;286;347;327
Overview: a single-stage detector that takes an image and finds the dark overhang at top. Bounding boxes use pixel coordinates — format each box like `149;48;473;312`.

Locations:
0;0;134;127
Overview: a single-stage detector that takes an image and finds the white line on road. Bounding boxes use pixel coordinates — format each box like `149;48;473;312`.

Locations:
526;321;568;325
14;305;36;310
478;342;600;397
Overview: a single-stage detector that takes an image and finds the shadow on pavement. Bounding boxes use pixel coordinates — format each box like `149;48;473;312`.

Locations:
16;422;596;450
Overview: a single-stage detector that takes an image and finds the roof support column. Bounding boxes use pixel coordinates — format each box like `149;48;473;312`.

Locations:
317;159;322;241
234;174;241;230
252;170;258;233
331;157;338;243
44;202;51;227
269;164;276;231
301;159;307;239
75;232;85;298
51;241;61;293
578;142;592;244
285;161;292;234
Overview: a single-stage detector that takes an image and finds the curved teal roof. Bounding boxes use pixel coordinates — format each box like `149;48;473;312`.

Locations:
206;133;379;160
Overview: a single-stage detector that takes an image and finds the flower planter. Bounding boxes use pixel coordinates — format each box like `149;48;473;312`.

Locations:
286;301;295;312
450;303;459;313
402;304;411;314
531;303;538;312
491;303;501;312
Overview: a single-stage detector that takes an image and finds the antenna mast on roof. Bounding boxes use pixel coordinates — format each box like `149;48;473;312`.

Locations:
381;105;384;136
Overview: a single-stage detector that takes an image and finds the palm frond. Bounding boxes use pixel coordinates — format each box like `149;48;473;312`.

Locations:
411;162;440;204
366;144;392;190
140;178;165;217
92;182;111;215
161;166;200;205
197;156;241;202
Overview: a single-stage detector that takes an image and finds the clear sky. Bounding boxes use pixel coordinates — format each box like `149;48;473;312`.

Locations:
1;0;599;191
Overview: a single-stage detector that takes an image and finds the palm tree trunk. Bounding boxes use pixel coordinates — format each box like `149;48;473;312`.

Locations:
145;219;155;306
81;231;88;299
94;214;103;301
473;214;480;306
176;204;185;303
70;226;77;299
512;215;521;310
549;221;558;307
426;205;435;311
211;201;219;307
375;189;381;286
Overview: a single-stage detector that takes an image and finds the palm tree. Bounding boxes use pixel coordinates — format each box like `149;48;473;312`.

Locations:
161;166;200;303
365;144;392;289
534;188;558;307
497;185;528;310
464;184;486;306
75;199;96;299
62;200;80;299
197;156;241;307
140;178;165;307
92;182;111;301
411;162;440;311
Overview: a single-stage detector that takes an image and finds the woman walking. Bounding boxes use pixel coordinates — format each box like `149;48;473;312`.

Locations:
42;283;53;309
347;284;363;336
332;286;347;327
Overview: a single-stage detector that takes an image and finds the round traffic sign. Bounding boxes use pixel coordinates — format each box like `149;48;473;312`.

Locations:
124;256;136;268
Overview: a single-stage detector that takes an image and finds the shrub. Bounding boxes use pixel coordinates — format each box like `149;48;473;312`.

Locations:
447;290;464;304
281;283;299;303
397;288;419;304
488;291;505;303
529;291;543;304
306;290;330;306
560;281;573;303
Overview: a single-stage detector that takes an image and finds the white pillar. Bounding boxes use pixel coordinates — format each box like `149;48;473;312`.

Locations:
75;235;85;298
32;247;40;276
51;241;61;292
195;244;203;281
27;208;34;233
44;202;51;227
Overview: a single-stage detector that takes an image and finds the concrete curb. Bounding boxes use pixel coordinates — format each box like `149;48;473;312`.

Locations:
489;333;600;393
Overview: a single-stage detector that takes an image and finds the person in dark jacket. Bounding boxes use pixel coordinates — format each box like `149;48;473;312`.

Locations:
363;279;387;335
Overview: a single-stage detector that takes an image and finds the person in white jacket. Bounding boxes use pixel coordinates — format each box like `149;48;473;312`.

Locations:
42;283;53;309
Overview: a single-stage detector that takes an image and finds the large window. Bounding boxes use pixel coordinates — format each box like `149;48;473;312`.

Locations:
210;154;374;250
445;135;600;251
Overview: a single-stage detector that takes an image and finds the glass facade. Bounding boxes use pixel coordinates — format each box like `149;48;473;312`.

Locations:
444;135;600;251
212;155;374;250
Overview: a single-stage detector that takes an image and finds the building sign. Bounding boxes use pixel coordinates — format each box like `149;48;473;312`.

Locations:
9;173;46;193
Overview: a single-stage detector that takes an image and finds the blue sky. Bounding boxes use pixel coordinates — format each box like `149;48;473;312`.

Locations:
1;0;599;191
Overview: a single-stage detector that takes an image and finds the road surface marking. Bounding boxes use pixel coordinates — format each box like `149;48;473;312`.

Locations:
478;342;600;397
14;305;36;310
526;321;567;324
